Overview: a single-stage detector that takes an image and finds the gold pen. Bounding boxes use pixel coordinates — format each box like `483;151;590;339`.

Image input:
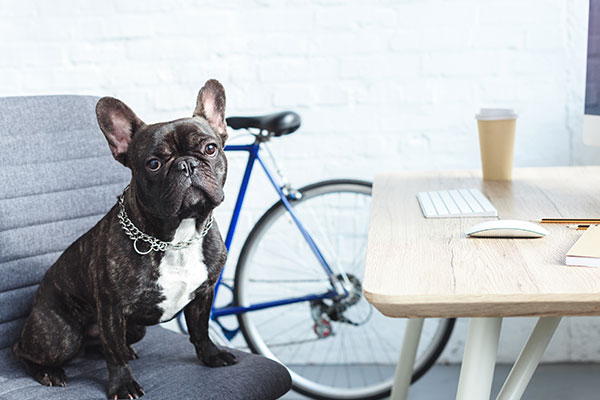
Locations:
566;224;591;231
534;219;600;224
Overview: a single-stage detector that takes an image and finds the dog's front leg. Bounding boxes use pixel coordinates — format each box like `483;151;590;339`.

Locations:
184;285;238;367
97;304;145;399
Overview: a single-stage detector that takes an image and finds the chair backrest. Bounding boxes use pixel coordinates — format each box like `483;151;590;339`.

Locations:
0;95;130;349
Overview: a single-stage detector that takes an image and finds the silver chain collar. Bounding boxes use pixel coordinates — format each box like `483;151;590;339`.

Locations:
117;186;214;255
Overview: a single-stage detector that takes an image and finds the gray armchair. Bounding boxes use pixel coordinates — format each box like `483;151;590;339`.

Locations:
0;95;291;399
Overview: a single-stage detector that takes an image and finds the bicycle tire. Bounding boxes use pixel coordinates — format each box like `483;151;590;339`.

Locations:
233;179;455;400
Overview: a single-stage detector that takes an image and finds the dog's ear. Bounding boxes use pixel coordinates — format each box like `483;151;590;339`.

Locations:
96;97;145;166
193;79;228;144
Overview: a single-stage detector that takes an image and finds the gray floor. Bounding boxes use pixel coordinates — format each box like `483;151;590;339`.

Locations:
282;363;600;399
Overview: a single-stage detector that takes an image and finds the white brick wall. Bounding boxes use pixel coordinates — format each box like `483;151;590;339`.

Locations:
2;0;600;363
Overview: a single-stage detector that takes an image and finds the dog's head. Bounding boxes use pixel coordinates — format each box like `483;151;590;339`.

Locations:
96;79;228;219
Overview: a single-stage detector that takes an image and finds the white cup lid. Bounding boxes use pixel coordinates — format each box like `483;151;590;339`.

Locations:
475;108;518;120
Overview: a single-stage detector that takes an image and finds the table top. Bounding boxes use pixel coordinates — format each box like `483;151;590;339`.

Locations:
363;166;600;318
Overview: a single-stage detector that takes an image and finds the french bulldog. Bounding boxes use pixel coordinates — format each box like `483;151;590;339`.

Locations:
12;79;237;399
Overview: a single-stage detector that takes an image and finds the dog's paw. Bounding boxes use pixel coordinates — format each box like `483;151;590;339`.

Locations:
108;378;144;399
34;366;67;387
202;349;238;367
198;343;238;367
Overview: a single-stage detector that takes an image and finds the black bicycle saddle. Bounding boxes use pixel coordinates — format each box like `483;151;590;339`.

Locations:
226;111;301;136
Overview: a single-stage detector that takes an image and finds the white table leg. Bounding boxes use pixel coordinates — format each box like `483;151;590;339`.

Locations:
496;316;562;400
456;317;503;400
390;318;424;400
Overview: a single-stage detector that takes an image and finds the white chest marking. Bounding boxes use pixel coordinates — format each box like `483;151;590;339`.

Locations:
157;219;208;322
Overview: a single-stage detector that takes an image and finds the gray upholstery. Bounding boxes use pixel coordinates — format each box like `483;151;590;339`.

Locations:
0;95;125;349
0;96;291;399
0;326;291;400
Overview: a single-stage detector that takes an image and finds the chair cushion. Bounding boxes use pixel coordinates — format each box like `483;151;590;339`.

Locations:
0;95;130;350
0;325;291;400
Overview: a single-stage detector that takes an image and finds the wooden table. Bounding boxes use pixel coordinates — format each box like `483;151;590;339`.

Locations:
363;166;600;400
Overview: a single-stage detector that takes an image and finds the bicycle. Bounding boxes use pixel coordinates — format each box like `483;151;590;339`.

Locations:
177;111;456;400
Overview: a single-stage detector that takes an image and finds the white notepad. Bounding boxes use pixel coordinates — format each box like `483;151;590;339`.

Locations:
566;224;600;267
417;188;498;218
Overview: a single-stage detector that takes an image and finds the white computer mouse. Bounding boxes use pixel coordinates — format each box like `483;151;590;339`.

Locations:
465;219;548;238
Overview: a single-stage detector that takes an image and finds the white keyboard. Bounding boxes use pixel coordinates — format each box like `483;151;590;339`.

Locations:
417;188;498;218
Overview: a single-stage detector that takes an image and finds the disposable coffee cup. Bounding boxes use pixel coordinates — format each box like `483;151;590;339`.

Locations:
475;108;518;180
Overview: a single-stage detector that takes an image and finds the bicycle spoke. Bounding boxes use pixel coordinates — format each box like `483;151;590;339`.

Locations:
350;236;368;274
367;323;400;365
252;302;302;329
297;202;340;273
264;313;313;344
253;245;323;277
364;325;386;383
287;327;313;365
262;336;323;348
234;182;453;399
341;324;351;388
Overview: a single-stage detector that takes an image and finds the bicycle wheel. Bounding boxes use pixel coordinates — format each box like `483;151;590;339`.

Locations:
234;180;455;400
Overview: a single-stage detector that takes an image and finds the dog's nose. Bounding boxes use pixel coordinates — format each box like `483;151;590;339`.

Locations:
176;157;199;177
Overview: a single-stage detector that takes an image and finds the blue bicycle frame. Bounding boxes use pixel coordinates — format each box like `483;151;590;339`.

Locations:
200;139;347;337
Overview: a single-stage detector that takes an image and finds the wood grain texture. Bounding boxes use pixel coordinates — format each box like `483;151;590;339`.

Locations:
363;166;600;318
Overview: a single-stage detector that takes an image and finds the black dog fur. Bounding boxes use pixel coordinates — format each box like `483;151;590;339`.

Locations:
13;79;237;399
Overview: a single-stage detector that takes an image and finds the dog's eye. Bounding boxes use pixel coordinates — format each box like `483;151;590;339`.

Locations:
146;158;161;171
204;143;218;157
